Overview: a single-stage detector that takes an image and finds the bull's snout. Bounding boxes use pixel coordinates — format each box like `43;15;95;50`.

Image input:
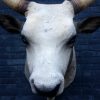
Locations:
34;82;60;97
30;74;63;97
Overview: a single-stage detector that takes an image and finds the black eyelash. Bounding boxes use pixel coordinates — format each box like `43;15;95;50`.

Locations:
21;35;29;45
67;35;77;47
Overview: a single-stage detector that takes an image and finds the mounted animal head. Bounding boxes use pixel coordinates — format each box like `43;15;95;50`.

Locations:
0;0;100;99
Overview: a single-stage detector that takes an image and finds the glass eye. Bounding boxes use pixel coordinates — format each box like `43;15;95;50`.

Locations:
21;35;29;45
67;35;77;48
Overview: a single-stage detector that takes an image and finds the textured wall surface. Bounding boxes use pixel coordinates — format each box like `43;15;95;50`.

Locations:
0;0;100;100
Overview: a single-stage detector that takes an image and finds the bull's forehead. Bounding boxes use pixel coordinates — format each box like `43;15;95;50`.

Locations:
22;0;75;45
26;1;74;16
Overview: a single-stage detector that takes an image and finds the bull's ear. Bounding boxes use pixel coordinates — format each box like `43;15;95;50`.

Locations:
77;16;100;33
0;14;23;33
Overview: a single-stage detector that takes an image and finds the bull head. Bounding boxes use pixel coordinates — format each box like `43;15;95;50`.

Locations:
0;0;100;100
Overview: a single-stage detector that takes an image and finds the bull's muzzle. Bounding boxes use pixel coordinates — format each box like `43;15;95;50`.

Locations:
34;82;60;97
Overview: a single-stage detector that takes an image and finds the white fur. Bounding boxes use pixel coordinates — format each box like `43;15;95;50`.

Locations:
22;0;76;99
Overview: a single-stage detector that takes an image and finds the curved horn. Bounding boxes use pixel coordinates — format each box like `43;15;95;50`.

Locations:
71;0;95;14
3;0;30;15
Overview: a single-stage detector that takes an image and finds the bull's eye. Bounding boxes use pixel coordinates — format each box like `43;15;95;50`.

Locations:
21;35;29;45
67;35;77;48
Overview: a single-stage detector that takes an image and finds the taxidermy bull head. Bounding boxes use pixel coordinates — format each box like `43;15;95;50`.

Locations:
0;0;100;100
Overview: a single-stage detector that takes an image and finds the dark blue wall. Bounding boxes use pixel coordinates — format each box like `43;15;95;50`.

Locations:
0;0;100;100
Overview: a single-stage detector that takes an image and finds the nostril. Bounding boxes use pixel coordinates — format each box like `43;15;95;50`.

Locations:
31;79;34;84
30;79;34;87
51;84;60;96
52;84;60;93
34;83;60;97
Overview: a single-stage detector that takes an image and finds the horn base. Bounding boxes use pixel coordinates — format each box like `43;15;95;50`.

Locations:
3;0;29;15
71;0;95;14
